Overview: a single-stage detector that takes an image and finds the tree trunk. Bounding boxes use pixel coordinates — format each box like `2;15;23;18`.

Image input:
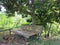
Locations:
56;23;59;35
31;15;36;24
29;0;36;24
42;24;46;38
47;23;52;38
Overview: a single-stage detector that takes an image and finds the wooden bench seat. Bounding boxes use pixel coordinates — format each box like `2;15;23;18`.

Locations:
11;30;36;38
11;25;43;45
11;25;43;38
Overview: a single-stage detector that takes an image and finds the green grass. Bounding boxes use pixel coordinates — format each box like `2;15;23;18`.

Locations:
44;39;60;45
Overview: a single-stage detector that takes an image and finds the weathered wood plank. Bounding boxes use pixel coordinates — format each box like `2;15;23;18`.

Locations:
11;30;36;38
11;25;43;38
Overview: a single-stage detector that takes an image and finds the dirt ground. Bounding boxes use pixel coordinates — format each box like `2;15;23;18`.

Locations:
0;32;60;45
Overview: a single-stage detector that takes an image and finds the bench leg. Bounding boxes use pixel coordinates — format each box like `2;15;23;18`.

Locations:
9;30;11;35
25;38;29;45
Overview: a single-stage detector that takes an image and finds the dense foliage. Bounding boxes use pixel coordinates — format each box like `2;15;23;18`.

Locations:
0;14;30;30
0;0;60;37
